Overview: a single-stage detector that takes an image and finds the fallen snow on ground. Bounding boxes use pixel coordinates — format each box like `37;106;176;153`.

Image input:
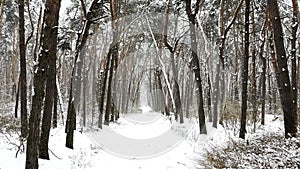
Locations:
1;106;287;169
0;106;216;169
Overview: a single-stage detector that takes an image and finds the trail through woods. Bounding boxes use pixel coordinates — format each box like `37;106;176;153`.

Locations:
0;106;290;169
87;106;194;158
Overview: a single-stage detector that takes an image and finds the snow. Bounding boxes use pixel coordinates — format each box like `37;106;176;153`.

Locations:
0;106;215;169
60;0;72;14
1;105;297;169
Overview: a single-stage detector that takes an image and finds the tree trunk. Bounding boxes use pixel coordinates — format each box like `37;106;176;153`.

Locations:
39;49;56;160
239;0;250;139
291;0;298;128
14;79;20;118
170;51;183;123
98;51;111;129
259;16;268;125
26;0;61;168
213;61;220;128
18;0;28;138
104;46;116;125
268;0;298;138
39;1;60;158
65;0;99;146
251;3;257;132
53;79;58;128
185;0;207;134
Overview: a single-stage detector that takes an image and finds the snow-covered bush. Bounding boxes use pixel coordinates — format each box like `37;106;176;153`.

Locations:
0;114;20;133
219;100;241;135
199;132;300;168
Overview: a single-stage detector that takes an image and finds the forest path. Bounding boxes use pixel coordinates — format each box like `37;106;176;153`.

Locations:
86;106;194;159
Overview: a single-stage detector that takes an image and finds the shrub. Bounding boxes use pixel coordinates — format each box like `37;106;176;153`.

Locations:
199;132;300;168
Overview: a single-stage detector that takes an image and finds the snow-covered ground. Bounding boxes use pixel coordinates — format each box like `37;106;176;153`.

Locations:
0;106;289;169
0;106;207;169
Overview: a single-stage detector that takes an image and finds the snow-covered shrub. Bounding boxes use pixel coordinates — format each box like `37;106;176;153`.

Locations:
219;100;241;136
199;132;300;168
0;114;20;133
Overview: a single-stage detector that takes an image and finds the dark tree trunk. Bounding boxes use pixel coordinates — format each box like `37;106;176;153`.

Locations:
39;59;56;160
18;0;28;138
98;50;111;129
185;0;207;134
26;0;61;168
66;101;76;149
268;0;298;138
65;0;99;146
53;79;58;128
104;46;116;125
104;0;119;125
206;67;212;122
239;0;250;139
39;0;60;159
291;0;298;128
14;79;20;118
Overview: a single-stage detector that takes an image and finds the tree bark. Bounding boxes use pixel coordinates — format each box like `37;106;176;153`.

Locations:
239;0;250;139
163;0;183;123
259;15;268;125
18;0;28;138
251;2;257;132
185;0;207;134
66;0;99;147
39;0;60;159
26;0;61;168
98;50;111;129
104;0;119;125
53;79;58;128
268;0;298;138
104;46;116;125
291;0;298;128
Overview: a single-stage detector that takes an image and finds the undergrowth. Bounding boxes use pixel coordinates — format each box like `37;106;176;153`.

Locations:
0;114;20;133
199;132;300;168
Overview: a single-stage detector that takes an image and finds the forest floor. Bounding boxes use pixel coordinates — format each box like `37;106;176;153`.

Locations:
0;106;295;169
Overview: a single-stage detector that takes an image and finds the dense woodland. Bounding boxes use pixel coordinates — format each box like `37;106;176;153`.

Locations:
0;0;299;168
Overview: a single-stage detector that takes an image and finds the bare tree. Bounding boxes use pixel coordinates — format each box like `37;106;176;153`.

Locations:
18;0;28;138
66;0;100;148
291;0;299;126
184;0;207;134
239;0;250;139
267;0;298;138
214;0;244;128
26;0;62;168
163;0;183;123
104;0;119;125
259;11;268;125
39;0;61;159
